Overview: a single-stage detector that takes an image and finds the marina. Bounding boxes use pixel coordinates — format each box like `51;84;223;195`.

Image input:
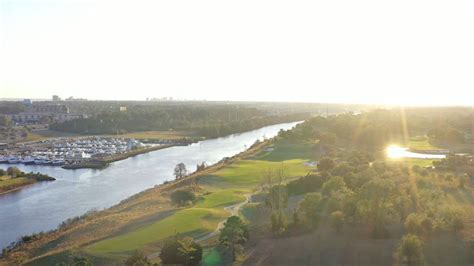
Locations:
0;137;147;168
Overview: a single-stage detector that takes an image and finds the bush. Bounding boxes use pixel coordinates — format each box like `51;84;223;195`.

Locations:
124;250;151;266
286;174;329;196
160;235;202;266
395;234;424;266
170;190;197;206
330;211;344;232
317;157;335;172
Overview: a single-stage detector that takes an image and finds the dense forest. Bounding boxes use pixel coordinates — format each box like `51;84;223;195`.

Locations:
50;104;311;138
290;107;473;151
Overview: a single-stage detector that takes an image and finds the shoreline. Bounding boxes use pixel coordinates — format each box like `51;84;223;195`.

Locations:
0;181;36;196
0;178;55;196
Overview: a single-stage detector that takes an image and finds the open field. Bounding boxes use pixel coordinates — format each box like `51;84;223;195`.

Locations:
385;157;439;167
403;136;441;150
85;208;227;257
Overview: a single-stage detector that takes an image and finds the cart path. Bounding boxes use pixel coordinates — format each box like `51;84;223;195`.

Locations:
147;194;251;260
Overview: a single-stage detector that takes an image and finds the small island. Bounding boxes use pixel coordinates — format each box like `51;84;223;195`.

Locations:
0;167;55;195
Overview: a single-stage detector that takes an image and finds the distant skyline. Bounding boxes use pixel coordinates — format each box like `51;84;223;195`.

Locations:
1;0;473;106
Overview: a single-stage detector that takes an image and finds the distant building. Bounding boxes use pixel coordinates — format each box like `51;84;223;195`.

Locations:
52;95;61;101
23;99;33;106
119;106;127;112
7;103;87;124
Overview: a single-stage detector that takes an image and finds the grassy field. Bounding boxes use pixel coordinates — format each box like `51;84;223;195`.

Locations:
392;136;441;150
85;208;227;257
251;140;319;161
0;176;35;193
385;157;439;167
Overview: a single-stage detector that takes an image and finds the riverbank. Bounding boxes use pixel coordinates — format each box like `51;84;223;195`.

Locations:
0;173;55;195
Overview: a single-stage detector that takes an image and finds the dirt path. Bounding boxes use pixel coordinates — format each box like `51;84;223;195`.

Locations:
147;194;251;260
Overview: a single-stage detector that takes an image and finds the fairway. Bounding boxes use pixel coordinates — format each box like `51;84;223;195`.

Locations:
201;159;313;188
85;208;227;256
251;140;319;161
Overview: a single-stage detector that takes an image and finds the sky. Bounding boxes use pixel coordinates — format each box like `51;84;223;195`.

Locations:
0;0;473;105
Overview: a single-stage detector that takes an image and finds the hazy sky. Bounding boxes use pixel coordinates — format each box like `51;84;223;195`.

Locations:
1;0;473;105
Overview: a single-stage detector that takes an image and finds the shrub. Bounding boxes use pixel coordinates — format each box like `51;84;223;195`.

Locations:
330;211;345;232
160;235;202;266
395;234;424;266
170;190;196;206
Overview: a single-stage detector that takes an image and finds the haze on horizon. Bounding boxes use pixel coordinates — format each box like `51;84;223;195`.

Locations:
1;0;473;106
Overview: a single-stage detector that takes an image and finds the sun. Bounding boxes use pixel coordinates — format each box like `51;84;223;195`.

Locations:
385;145;406;159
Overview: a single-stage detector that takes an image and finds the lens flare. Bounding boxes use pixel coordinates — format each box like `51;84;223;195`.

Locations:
385;145;406;159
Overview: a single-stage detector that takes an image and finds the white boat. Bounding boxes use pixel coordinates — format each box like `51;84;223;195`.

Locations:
34;157;47;165
52;159;65;166
0;156;7;163
21;156;35;164
8;156;19;164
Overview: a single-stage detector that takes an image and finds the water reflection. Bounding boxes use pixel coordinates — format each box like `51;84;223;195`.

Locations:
385;145;447;159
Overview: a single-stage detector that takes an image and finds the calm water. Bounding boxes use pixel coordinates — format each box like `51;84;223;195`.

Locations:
386;145;447;159
0;122;300;249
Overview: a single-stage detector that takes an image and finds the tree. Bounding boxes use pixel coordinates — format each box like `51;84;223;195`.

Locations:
261;166;289;235
124;250;152;266
196;162;206;172
170;190;196;206
322;176;347;198
358;178;397;238
7;167;22;178
219;216;248;261
160;235;202;266
330;211;344;232
0;115;12;127
70;256;92;266
395;234;424;266
174;163;187;179
298;192;322;228
318;157;335;172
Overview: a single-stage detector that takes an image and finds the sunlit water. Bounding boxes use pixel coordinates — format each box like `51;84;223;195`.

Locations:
385;145;447;159
0;122;300;249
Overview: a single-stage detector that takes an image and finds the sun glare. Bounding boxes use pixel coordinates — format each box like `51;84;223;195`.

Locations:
386;145;406;159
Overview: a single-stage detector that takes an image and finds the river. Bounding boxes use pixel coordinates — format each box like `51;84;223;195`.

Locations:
0;122;300;249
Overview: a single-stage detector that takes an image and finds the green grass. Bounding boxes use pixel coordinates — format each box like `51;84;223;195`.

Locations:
407;138;441;150
392;136;441;150
201;159;313;188
196;189;246;208
385;157;439;167
0;177;33;189
85;208;227;256
252;140;319;161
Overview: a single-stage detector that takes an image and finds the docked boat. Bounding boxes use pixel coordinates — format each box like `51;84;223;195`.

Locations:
34;157;47;165
7;156;19;164
52;159;65;166
21;156;35;165
0;156;7;163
